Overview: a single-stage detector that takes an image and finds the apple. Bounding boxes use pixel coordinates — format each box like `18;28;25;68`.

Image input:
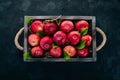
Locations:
53;31;67;45
77;47;88;57
50;46;62;58
81;34;92;46
31;46;43;57
68;31;81;45
31;20;44;33
40;36;53;50
44;22;57;35
76;20;89;32
28;34;40;46
64;45;76;57
60;20;74;33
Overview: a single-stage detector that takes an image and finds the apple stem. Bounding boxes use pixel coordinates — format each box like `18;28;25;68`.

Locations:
53;15;62;21
43;15;62;24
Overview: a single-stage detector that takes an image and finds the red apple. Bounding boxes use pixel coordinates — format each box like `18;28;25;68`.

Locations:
31;20;44;33
68;31;81;45
64;45;76;57
31;46;43;57
76;20;89;32
81;34;92;46
50;46;62;58
28;34;40;46
40;36;53;50
44;22;57;35
60;20;74;33
53;31;67;45
77;47;88;57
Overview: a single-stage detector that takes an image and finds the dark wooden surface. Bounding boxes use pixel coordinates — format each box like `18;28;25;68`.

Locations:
0;0;120;80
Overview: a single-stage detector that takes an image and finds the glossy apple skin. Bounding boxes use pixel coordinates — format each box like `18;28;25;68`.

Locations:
64;45;76;57
53;31;67;45
44;22;57;35
28;34;40;46
31;46;43;57
50;46;62;58
68;31;81;45
77;47;89;57
76;20;89;32
40;36;53;50
31;20;44;33
60;20;74;33
81;34;92;46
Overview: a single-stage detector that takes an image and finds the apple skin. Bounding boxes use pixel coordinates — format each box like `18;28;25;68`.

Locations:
60;20;74;33
40;36;53;50
81;34;92;46
31;20;44;33
31;46;43;57
64;45;76;57
28;34;40;47
50;46;62;58
44;22;57;35
53;31;67;45
68;31;81;45
76;20;89;32
77;47;89;57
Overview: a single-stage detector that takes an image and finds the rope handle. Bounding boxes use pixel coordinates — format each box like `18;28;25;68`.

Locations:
14;27;107;51
14;27;24;51
96;27;107;51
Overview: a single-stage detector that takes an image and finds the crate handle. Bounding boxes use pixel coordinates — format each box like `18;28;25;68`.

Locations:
14;27;24;51
96;27;107;51
14;27;107;51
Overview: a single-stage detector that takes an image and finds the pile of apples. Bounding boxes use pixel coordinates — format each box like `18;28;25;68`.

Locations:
28;19;92;59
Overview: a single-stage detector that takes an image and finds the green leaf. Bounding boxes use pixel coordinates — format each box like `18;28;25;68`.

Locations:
76;40;86;49
56;19;62;26
46;19;54;22
63;51;70;60
23;52;32;59
52;43;58;48
36;32;45;37
26;16;32;25
80;27;88;36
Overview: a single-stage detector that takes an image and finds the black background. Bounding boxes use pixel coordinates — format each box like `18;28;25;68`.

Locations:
0;0;120;80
